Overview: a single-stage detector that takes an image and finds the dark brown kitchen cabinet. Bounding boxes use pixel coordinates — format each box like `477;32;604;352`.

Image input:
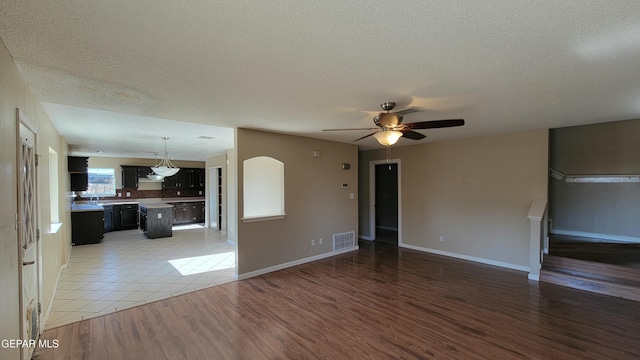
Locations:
169;201;205;224
193;168;205;188
113;204;139;230
195;201;205;222
162;168;205;189
162;173;180;188
68;156;88;173
103;205;114;232
121;166;139;189
173;203;196;223
71;210;104;245
70;173;89;191
69;156;89;191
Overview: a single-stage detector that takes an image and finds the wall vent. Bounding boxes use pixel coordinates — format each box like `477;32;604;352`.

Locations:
333;231;355;251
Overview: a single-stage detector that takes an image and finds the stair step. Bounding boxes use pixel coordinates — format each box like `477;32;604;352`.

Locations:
543;255;640;285
540;270;640;302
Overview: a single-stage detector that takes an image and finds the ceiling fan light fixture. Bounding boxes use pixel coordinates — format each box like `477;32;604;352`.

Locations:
373;130;403;146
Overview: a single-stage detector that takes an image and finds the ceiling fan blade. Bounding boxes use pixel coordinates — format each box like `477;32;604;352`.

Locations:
323;127;379;131
393;107;423;117
354;132;378;141
404;119;465;130
401;130;426;140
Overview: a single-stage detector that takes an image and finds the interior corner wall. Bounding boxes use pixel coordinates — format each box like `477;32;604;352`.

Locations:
359;129;548;268
235;129;358;275
549;119;640;240
1;38;69;358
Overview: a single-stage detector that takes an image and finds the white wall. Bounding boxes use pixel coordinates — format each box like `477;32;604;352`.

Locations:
1;38;70;359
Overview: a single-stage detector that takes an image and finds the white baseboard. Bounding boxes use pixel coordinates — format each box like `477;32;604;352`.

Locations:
42;264;65;332
528;274;540;281
237;246;359;280
359;235;373;241
399;243;529;273
551;229;640;244
227;239;236;246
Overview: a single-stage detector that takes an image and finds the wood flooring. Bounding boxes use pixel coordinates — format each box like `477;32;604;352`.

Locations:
549;235;640;269
34;241;640;359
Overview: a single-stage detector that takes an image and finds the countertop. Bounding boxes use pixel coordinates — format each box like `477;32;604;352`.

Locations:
71;204;104;212
74;197;205;206
140;203;175;209
72;198;204;212
161;197;205;203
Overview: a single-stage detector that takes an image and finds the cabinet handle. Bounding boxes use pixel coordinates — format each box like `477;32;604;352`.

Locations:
23;260;35;266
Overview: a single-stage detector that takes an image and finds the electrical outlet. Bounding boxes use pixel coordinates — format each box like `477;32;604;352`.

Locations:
157;213;162;219
126;192;130;197
199;190;202;195
177;191;181;196
439;235;444;242
117;193;122;197
319;238;323;245
311;239;315;246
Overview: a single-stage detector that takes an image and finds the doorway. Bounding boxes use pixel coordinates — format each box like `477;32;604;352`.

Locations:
17;110;41;360
209;167;222;230
369;160;401;245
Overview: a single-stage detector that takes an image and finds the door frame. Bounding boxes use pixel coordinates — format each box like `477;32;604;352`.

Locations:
208;166;223;230
368;159;402;245
16;109;41;360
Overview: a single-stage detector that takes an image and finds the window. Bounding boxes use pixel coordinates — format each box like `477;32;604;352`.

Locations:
83;168;116;197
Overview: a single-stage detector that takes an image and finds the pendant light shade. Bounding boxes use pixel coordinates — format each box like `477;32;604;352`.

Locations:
151;137;180;177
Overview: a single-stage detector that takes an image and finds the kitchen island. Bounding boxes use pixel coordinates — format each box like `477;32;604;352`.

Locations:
139;203;174;239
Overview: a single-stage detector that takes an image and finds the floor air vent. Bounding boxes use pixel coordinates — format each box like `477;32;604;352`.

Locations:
333;231;355;251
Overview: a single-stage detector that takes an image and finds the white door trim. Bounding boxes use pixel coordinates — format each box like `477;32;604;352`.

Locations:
16;108;41;360
368;159;401;244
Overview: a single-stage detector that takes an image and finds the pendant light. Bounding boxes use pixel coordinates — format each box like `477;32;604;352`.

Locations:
151;137;180;177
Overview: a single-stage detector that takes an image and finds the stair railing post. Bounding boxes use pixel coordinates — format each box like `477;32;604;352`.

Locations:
527;199;548;281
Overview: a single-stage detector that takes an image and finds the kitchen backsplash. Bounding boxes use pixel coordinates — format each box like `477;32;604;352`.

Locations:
76;188;203;202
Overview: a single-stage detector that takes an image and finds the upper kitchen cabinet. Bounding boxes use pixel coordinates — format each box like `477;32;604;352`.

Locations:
193;168;205;188
162;168;205;189
68;156;89;191
162;171;183;188
68;156;88;173
121;166;139;189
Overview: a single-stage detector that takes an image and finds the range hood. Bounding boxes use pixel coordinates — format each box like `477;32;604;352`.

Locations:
138;177;164;183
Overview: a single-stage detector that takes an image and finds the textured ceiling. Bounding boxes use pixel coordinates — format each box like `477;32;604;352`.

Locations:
2;1;640;160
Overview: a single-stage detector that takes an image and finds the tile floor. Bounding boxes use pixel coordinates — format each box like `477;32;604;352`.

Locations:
45;224;236;329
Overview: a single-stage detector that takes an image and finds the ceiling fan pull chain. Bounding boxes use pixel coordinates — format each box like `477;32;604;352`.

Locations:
387;146;391;170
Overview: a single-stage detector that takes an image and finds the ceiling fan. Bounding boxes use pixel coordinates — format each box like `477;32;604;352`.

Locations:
323;102;465;146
